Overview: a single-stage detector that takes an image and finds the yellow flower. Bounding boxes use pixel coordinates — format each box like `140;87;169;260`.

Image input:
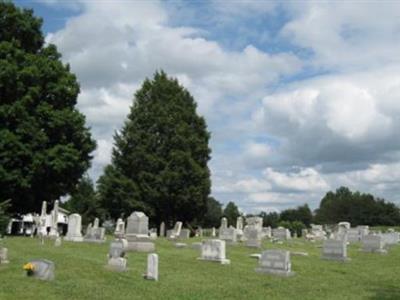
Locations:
23;262;35;271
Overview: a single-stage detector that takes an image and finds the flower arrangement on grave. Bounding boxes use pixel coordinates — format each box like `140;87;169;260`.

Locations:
23;262;35;276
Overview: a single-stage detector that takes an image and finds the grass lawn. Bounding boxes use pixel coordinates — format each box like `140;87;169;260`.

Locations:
0;236;399;300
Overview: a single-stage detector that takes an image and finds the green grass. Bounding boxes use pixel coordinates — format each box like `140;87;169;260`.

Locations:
0;236;399;300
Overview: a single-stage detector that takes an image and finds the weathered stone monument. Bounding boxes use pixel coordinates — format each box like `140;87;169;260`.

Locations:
255;250;294;276
347;228;360;243
54;237;62;247
322;239;349;261
167;221;182;239
272;227;291;241
48;200;59;238
143;253;158;281
220;217;228;230
244;228;262;248
198;239;230;264
179;229;190;239
159;222;166;237
107;239;127;272
64;214;83;242
125;211;155;252
38;201;48;237
219;227;237;244
361;235;387;254
211;227;216;237
0;247;9;264
25;259;55;281
246;217;263;231
84;217;106;243
261;227;272;239
114;218;125;239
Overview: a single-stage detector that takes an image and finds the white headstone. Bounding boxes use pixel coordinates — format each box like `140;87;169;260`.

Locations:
64;214;83;242
244;228;262;248
255;250;294;276
114;218;125;238
125;212;154;252
220;217;228;230
0;247;9;264
219;227;237;244
322;239;349;261
198;239;230;264
361;235;387;254
160;222;166;237
49;200;59;238
144;253;158;281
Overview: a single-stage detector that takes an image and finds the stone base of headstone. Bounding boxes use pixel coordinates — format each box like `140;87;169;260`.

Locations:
106;257;127;272
64;236;83;242
255;267;295;277
125;242;155;252
197;257;231;265
321;255;350;262
27;259;55;281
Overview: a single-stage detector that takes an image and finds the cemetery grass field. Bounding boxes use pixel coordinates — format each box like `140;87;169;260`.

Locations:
1;237;400;300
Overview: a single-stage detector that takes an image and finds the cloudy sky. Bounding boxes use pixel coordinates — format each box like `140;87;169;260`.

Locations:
16;0;400;212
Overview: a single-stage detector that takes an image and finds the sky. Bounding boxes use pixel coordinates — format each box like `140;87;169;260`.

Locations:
15;0;400;213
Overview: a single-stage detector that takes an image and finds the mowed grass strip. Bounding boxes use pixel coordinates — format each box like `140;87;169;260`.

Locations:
1;237;400;300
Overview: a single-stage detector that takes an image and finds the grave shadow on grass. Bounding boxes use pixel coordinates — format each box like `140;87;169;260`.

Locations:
369;285;400;300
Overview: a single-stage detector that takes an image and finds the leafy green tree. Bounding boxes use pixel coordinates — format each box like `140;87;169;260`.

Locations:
0;2;96;213
259;211;280;228
0;199;11;236
223;201;240;226
315;186;400;226
202;197;222;228
98;71;211;224
63;175;100;225
280;204;313;227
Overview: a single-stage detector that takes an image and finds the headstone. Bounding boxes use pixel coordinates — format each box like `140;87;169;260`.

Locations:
244;228;262;248
38;201;48;237
167;221;183;239
84;222;106;243
48;200;59;238
198;239;230;264
159;222;166;237
175;242;187;248
272;227;291;241
357;225;369;239
309;224;327;241
125;211;155;252
347;228;360;243
261;227;272;239
114;218;125;239
93;218;99;229
143;253;158;281
179;229;190;239
64;214;83;242
361;235;387;254
246;217;263;231
322;239;349;261
220;217;228;230
236;216;244;231
219;227;237;244
381;232;399;246
255;250;294;276
211;227;216;237
25;259;55;280
107;240;127;272
0;248;9;264
54;237;62;247
149;228;158;239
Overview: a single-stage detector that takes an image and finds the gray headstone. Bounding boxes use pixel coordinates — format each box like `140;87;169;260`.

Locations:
322;239;349;261
198;239;230;264
28;259;55;280
255;250;294;276
0;247;9;264
144;253;158;281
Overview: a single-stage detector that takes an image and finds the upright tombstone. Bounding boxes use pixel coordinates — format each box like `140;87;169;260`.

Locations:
211;227;216;237
357;225;369;239
54;237;62;247
272;227;291;241
114;218;125;239
337;222;350;241
347;228;360;243
107;239;127;272
167;221;182;239
219;227;237;244
179;229;190;239
125;211;155;252
244;228;262;248
143;253;158;281
310;224;327;241
255;250;294;277
198;239;230;265
38;201;48;237
381;232;399;246
0;248;9;264
322;239;349;261
84;218;106;243
361;235;387;254
246;217;263;231
48;200;59;238
64;214;83;242
159;222;166;237
220;217;228;230
236;216;244;240
261;227;272;239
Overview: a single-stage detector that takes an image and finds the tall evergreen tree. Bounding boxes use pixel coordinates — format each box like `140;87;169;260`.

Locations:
223;201;240;226
0;2;96;213
98;71;211;225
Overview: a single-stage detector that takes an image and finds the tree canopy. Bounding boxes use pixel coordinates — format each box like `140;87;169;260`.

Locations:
0;2;96;213
314;186;400;226
202;197;222;228
280;204;313;227
223;201;240;226
98;71;211;225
